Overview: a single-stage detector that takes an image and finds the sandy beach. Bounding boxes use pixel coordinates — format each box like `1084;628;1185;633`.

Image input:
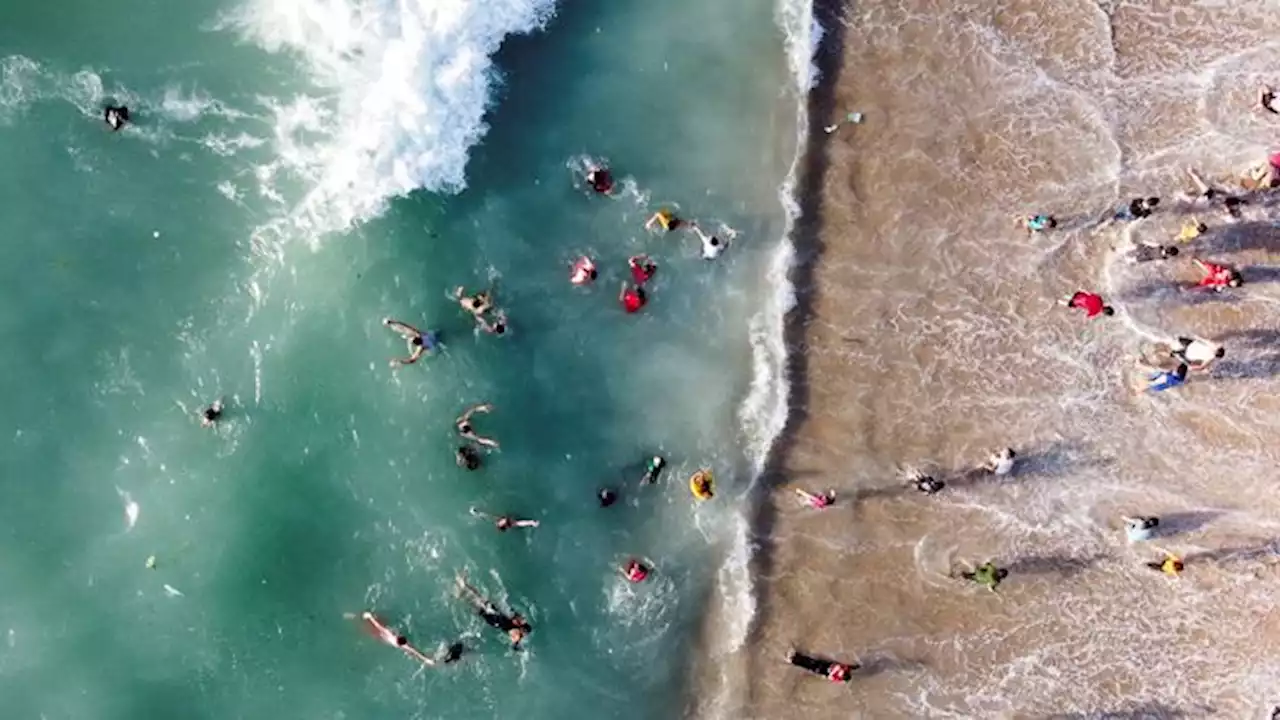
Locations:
691;0;1280;717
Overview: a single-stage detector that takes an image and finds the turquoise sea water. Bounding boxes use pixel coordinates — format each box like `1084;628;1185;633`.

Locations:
0;1;803;717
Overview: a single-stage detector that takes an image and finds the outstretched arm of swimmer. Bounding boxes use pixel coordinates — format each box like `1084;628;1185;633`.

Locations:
383;318;422;339
402;643;435;666
512;519;539;528
391;345;426;367
454;573;489;609
457;403;493;424
467;432;500;449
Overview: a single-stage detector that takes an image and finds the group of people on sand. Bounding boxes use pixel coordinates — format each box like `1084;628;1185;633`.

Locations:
182;159;730;668
783;86;1280;685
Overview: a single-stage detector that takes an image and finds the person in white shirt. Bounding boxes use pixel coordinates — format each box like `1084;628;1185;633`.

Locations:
689;222;728;260
1169;336;1224;371
983;448;1016;476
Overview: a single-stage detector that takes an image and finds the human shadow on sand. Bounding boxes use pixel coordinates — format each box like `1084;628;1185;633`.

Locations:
1005;552;1109;578
1189;218;1280;255
854;652;927;678
1041;701;1216;719
1207;353;1280;380
1185;537;1280;567
1118;280;1244;307
1150;510;1222;540
947;441;1111;490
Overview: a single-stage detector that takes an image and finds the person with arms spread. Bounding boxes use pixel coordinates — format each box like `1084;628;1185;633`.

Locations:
359;611;436;666
455;403;499;448
470;507;540;532
382;318;439;366
1059;290;1114;319
455;573;532;651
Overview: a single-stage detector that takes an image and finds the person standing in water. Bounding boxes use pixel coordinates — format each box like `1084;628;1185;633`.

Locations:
1059;291;1115;319
359;611;436;666
619;282;646;314
570;256;597;286
104;105;129;131
455;574;532;651
470;507;540;531
689;222;728;260
455;445;481;471
199;398;224;428
586;166;614;194
456;403;499;448
639;456;667;485
382;318;439;366
621;558;650;583
906;468;945;494
793;487;836;509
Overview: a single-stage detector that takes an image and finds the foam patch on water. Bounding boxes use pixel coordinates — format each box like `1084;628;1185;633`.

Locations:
220;0;557;234
776;0;824;93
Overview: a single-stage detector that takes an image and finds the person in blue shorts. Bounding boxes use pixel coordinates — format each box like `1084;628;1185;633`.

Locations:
383;318;439;366
1144;362;1188;393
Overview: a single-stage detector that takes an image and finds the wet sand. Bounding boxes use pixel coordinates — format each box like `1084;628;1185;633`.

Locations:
693;0;1280;717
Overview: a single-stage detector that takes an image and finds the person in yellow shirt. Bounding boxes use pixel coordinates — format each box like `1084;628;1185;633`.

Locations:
1145;552;1184;577
1177;219;1206;242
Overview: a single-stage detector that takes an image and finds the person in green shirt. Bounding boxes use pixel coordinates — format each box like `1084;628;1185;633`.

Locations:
956;561;1008;591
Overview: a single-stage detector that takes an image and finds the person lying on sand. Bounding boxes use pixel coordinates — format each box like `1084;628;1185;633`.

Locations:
1260;85;1279;114
793;487;836;509
1015;214;1057;234
785;648;859;683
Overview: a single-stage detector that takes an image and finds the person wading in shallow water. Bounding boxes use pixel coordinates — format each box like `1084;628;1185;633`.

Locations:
785;649;859;683
955;561;1008;591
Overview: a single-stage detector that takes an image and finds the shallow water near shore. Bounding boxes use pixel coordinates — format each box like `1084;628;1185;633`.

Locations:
0;1;803;718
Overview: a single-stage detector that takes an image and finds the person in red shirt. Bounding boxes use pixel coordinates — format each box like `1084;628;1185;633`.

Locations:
1059;291;1114;318
1192;257;1242;291
628;254;657;285
619;282;646;313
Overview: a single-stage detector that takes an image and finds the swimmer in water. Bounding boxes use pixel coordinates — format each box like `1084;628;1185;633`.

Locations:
621;558;650;583
645;209;680;232
1260;85;1279;114
586;166;614;194
382;318;439;366
455;445;481;471
689;222;727;260
793;487;836;509
619;282;646;314
598;488;619;507
785;649;858;683
199;398;224;428
455;573;531;651
628;254;657;285
359;611;436;666
1016;214;1057;234
982;448;1016;476
470;507;540;531
104;105;130;131
955;561;1008;591
476;311;508;336
639;456;667;485
906;469;945;494
570;256;597;286
455;403;499;449
453;286;494;318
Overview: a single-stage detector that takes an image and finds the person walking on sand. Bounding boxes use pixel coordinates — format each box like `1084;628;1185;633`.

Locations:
1123;515;1159;542
785;648;858;683
983;448;1016;476
1060;291;1114;319
455;573;532;650
1016;214;1057;234
359;611;436;666
1169;336;1224;371
1192;258;1242;291
456;403;499;448
955;561;1008;591
793;487;836;509
199;398;224;428
470;507;540;531
382;318;440;366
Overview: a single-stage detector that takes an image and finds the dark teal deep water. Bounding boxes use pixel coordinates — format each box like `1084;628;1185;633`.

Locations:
0;0;801;717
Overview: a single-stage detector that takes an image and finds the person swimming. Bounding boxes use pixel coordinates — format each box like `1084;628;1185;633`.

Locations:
570;256;597;285
359;611;435;666
199;398;224;428
645;209;680;232
906;469;944;494
453;286;494;317
586;167;614;194
455;574;531;651
470;507;539;531
382;318;439;366
689;222;727;260
455;403;499;448
640;456;667;485
785;649;858;683
598;488;619;507
621;558;650;583
958;561;1008;591
619;283;646;314
455;445;481;471
104;105;130;131
628;255;657;285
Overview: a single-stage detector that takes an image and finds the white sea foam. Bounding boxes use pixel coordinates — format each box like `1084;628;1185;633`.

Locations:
776;0;825;92
221;0;557;235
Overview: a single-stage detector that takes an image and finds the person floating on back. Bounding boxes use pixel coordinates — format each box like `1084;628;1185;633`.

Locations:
570;256;597;286
382;318;439;366
1016;214;1057;234
1123;515;1159;542
456;403;499;449
793;487;836;509
983;448;1016;476
619;282;646;314
1192;257;1242;292
455;573;532;651
956;561;1008;591
470;507;539;532
785;648;858;683
359;611;436;666
1059;290;1114;319
199;398;224;428
104;105;129;131
645;209;680;232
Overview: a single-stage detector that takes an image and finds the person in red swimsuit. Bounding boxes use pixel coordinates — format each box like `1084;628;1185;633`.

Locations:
619;282;646;313
628;255;657;285
1192;257;1242;291
1059;291;1114;318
